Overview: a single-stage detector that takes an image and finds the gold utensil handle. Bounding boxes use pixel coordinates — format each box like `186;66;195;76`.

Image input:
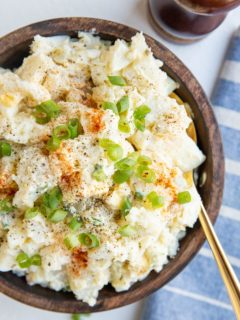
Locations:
199;205;240;318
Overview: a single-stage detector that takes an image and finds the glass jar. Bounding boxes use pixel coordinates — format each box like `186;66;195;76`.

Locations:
148;0;240;43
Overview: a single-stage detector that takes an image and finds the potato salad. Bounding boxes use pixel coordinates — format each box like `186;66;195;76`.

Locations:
0;32;205;306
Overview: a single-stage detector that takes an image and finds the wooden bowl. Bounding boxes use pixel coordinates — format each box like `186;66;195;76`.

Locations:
0;18;224;313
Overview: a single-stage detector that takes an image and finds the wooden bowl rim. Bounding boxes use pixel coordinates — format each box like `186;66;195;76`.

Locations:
0;17;224;313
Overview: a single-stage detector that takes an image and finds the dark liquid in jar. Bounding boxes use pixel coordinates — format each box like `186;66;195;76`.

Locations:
176;0;240;14
149;0;237;41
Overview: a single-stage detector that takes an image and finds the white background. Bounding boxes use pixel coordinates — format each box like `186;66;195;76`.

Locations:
0;1;239;319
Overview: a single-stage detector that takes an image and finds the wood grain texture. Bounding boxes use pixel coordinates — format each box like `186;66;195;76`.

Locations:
0;18;224;313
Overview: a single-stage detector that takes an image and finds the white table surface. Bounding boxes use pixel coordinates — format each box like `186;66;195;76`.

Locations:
0;1;239;319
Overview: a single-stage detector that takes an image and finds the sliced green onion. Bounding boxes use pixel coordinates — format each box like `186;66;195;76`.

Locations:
118;224;136;237
177;191;191;204
133;105;151;132
128;151;140;161
42;186;63;210
68;118;83;139
0;198;14;215
53;125;71;140
117;96;129;114
34;100;61;124
108;75;126;86
49;187;63;208
30;254;42;266
99;139;121;150
135;191;143;200
39;205;50;218
134;118;145;132
0;141;11;157
136;165;156;183
24;207;40;220
134;105;151;120
79;233;100;249
40;100;61;116
71;314;91;320
16;252;31;269
46;135;61;151
120;197;132;218
99;139;123;161
99;138;115;149
92;164;107;181
112;169;133;184
118;116;130;133
102;101;118;114
64;234;79;250
107;145;123;161
34;113;50;125
48;119;82;151
115;157;136;171
147;191;164;209
69;216;83;232
137;155;152;166
48;209;68;223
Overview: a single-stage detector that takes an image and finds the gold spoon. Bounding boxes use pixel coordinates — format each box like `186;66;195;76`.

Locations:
199;204;240;318
170;92;240;317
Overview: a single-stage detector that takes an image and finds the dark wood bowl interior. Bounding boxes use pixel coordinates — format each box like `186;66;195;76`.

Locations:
0;18;224;313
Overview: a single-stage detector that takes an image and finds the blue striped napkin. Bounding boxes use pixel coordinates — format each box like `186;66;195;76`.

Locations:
142;28;240;320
